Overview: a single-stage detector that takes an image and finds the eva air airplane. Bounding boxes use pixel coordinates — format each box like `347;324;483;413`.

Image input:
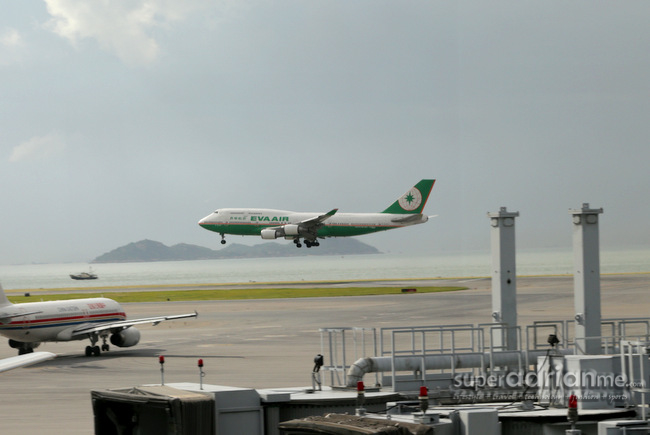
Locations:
198;179;435;248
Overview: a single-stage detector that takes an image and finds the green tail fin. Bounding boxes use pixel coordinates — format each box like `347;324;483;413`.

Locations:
381;179;435;214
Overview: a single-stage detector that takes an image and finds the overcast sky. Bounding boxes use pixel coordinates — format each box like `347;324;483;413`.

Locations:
1;1;649;264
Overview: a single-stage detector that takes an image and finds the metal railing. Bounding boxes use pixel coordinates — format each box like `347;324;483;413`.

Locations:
620;340;650;421
319;317;650;391
319;327;378;387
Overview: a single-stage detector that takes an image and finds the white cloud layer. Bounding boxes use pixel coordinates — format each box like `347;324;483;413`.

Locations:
1;28;22;47
9;132;67;162
1;1;650;264
43;0;205;65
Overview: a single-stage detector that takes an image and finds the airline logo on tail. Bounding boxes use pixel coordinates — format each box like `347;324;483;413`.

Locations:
399;187;423;211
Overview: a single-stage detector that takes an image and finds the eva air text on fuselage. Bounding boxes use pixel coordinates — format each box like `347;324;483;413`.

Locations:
250;216;290;222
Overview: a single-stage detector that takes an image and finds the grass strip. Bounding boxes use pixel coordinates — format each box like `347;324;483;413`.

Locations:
7;286;467;304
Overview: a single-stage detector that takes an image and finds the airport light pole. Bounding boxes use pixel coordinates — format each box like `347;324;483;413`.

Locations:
570;203;603;355
488;207;520;351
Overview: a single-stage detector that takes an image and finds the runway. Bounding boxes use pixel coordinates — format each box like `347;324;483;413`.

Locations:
1;275;648;434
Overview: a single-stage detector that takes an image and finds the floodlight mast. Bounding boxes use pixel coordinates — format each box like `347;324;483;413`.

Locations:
488;207;520;351
570;203;604;355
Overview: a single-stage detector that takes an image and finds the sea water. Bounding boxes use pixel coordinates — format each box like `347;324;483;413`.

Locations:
0;248;648;291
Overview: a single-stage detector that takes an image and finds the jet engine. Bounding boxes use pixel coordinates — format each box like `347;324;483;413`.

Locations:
110;327;141;347
260;224;315;240
261;228;283;240
282;224;301;236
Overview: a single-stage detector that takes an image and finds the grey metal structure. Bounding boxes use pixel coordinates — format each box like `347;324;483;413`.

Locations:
488;207;520;351
570;203;604;355
319;292;649;396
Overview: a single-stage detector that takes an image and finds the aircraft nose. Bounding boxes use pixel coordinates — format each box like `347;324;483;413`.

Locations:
198;214;212;228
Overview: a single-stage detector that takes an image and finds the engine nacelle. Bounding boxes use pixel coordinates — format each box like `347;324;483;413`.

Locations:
110;327;141;348
260;224;314;240
261;228;282;240
283;224;301;236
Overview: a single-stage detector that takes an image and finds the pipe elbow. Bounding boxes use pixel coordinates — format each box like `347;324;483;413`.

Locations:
346;357;375;388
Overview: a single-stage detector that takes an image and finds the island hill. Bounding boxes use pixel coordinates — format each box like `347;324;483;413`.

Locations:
91;238;381;263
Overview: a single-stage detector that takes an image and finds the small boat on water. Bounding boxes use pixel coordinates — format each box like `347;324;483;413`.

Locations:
70;269;98;280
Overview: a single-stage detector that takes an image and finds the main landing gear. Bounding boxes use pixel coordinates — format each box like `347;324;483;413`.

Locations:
85;334;110;357
9;339;39;355
293;238;320;248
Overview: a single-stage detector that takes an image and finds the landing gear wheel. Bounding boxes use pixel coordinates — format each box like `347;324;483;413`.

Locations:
220;234;226;245
221;240;226;245
305;241;312;248
85;346;92;357
101;344;110;352
92;346;101;356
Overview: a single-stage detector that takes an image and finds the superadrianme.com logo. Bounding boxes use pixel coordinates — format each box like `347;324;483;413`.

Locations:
398;187;422;211
452;370;645;400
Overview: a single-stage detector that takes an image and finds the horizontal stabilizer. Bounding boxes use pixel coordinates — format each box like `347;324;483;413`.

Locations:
391;214;427;224
0;309;43;322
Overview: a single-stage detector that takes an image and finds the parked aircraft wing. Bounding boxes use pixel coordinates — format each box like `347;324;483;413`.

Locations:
70;311;198;337
0;351;56;373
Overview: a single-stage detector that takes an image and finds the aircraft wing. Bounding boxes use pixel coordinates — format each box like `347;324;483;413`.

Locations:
298;208;338;227
70;311;198;337
0;351;56;373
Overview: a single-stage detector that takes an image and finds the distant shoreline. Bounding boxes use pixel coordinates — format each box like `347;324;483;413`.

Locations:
2;249;650;291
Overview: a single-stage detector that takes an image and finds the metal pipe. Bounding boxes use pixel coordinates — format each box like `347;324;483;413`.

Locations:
346;349;573;387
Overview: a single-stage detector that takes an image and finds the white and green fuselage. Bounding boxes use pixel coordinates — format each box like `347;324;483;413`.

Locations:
198;179;435;247
199;209;428;238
